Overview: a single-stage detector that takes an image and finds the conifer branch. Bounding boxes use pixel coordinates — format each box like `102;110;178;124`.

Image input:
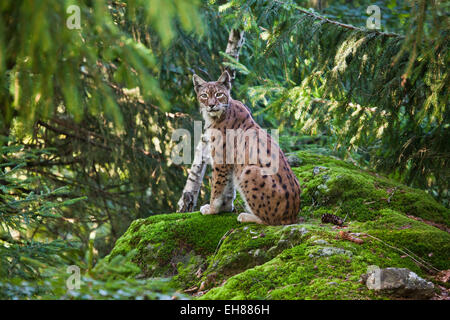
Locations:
293;5;403;38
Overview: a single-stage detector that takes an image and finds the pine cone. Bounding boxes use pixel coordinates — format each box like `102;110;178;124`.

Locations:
321;213;344;226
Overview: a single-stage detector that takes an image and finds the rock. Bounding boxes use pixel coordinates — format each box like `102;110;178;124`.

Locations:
284;226;309;238
309;246;353;258
313;166;328;176
286;154;303;167
316;183;329;193
277;239;289;248
249;248;262;258
363;267;435;299
313;239;329;245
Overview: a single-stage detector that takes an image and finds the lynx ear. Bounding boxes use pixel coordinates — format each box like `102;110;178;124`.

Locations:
193;74;207;93
217;71;231;90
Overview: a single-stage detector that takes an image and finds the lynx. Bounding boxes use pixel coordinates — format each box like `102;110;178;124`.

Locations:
193;71;301;225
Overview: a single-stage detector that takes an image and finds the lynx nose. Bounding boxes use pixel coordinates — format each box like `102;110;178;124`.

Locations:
207;105;216;111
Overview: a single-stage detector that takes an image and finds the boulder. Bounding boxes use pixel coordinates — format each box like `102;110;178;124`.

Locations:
286;154;303;167
362;267;435;299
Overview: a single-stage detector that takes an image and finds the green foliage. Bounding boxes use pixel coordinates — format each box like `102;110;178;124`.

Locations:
2;0;208;263
0;0;203;132
0;250;187;299
0;143;85;280
3;151;447;300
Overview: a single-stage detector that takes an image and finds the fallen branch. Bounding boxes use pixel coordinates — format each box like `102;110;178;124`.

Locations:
339;231;364;244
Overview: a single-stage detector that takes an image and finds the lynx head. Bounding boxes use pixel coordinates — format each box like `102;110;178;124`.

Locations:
193;71;231;119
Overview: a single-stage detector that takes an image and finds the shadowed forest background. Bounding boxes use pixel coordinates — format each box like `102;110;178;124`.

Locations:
0;0;448;299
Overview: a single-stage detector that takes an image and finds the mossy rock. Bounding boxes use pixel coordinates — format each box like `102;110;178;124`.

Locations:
101;151;449;299
293;151;449;226
357;209;450;270
201;213;449;299
105;212;240;279
201;237;407;300
198;224;310;290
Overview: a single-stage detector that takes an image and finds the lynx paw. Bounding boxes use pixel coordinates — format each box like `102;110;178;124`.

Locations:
237;212;265;224
200;204;216;215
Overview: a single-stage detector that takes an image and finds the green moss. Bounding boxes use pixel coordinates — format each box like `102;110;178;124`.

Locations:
106;211;240;277
92;249;142;281
172;254;205;289
358;209;450;270
389;190;449;226
198;207;448;299
199;223;310;289
292;151;449;226
201;228;424;300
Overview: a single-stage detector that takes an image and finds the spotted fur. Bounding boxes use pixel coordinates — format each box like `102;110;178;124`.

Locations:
193;71;301;225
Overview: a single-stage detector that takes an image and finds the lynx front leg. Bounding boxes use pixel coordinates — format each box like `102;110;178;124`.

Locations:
218;175;236;212
200;165;234;215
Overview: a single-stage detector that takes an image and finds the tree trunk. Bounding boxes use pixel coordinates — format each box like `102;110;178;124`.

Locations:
176;28;245;213
176;133;210;212
223;29;245;82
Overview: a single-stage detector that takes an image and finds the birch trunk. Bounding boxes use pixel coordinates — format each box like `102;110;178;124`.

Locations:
176;28;245;213
176;134;210;212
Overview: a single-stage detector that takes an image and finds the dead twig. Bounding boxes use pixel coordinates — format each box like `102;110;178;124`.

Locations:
364;233;440;274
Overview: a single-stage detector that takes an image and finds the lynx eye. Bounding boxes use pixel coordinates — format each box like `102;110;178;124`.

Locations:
199;94;208;99
215;92;225;98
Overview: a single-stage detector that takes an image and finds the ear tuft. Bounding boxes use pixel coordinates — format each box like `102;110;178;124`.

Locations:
193;74;207;93
217;71;231;90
